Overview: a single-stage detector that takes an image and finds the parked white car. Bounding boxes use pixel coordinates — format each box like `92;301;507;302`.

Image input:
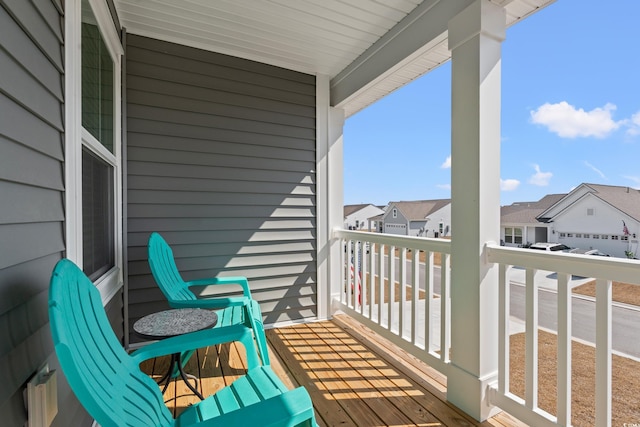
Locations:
529;242;573;252
570;248;610;256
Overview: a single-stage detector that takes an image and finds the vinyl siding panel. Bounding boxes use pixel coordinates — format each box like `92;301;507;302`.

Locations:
0;1;69;425
0;1;122;425
126;34;317;333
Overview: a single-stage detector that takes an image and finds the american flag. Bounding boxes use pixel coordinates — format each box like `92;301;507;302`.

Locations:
623;220;630;236
349;255;362;304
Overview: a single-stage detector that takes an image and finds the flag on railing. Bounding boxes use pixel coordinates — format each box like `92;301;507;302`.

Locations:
623;220;630;236
349;255;362;304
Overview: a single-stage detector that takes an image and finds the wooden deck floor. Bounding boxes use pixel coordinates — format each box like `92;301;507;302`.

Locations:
140;314;526;427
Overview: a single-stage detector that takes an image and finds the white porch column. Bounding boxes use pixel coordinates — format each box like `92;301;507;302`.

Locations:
447;0;505;421
316;74;345;320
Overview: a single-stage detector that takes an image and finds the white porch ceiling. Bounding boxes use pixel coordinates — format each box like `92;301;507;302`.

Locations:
114;0;554;117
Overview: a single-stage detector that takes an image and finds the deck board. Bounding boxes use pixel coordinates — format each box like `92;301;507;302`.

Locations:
140;315;526;426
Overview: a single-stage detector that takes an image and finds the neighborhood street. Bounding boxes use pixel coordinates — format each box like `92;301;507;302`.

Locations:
509;281;640;359
373;254;640;358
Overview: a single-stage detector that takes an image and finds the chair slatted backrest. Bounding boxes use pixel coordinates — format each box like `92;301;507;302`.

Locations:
148;232;198;302
49;259;174;427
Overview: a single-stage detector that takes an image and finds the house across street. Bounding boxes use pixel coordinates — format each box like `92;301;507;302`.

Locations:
501;183;640;258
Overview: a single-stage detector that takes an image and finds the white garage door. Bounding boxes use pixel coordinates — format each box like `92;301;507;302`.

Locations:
385;223;407;235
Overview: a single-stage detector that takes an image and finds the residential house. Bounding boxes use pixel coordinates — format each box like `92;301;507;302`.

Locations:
383;199;451;237
370;212;385;233
537;183;640;258
343;203;385;231
6;1;615;426
500;194;566;247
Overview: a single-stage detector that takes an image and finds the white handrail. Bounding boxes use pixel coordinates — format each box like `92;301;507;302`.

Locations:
486;243;640;283
333;235;640;426
486;242;640;427
332;228;452;374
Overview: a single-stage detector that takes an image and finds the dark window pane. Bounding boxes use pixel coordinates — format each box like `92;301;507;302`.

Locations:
81;5;114;152
82;149;114;280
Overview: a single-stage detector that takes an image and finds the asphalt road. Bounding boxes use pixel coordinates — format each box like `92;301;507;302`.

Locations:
376;254;640;358
510;283;640;358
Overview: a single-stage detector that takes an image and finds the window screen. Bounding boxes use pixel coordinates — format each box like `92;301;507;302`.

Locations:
82;148;114;280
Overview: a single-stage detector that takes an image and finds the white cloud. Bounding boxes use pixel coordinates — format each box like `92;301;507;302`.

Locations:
441;155;451;169
528;164;552;186
436;184;451;190
530;101;622;138
500;179;520;191
584;161;606;179
626;111;640;136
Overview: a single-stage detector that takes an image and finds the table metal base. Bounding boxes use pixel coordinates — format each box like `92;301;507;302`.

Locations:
156;353;204;400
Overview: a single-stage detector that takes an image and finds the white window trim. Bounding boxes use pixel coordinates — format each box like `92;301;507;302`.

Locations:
65;0;124;305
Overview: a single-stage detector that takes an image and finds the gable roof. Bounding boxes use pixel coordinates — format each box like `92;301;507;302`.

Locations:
389;199;451;221
538;183;640;223
584;184;640;222
501;194;566;224
344;204;374;218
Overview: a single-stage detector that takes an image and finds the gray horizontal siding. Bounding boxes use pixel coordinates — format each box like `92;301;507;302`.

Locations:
0;1;122;425
126;34;317;333
0;1;68;425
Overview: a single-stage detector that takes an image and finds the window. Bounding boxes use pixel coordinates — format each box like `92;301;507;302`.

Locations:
82;14;114;152
504;227;523;244
505;227;513;242
392;208;397;218
513;228;522;244
583;234;590;238
602;235;609;239
612;235;619;240
559;233;566;238
593;234;600;239
439;222;444;234
587;208;595;216
575;233;582;238
355;220;360;228
567;233;574;237
549;244;571;251
66;0;123;300
82;149;114;279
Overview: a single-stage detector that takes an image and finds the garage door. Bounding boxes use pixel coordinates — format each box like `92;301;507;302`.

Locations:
385;223;407;235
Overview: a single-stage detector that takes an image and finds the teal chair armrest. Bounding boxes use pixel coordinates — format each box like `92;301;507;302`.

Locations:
130;324;261;370
169;296;249;309
177;386;317;427
186;276;252;298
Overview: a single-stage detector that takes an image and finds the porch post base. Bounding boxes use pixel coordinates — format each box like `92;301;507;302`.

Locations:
447;364;501;421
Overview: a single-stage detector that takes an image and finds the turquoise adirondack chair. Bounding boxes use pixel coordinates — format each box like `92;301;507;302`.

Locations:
147;232;270;366
49;259;318;427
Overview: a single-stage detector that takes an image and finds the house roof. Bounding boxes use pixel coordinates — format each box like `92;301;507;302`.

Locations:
501;194;566;224
344;204;373;218
538;183;640;223
113;0;554;118
588;184;640;222
389;199;450;221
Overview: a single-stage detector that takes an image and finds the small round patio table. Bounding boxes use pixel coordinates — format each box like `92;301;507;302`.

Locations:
134;308;218;400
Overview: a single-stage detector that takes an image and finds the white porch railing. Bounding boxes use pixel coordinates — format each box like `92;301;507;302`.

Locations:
333;229;640;426
333;229;452;375
486;243;640;427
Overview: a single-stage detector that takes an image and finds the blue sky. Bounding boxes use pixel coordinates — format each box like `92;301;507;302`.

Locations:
343;0;640;207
